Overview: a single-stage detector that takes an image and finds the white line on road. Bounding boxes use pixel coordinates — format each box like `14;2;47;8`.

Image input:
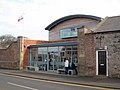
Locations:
0;73;113;90
7;82;39;90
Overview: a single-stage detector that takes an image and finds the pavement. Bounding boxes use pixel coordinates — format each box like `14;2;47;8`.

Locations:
0;69;120;89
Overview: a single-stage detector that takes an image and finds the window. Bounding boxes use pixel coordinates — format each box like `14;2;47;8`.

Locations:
38;47;47;61
60;28;77;38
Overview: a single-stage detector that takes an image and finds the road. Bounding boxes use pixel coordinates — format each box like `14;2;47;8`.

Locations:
0;73;113;90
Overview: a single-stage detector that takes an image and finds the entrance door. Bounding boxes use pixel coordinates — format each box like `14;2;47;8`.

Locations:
97;51;107;75
48;52;58;71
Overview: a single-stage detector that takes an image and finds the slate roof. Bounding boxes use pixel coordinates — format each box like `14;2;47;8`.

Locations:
94;15;120;33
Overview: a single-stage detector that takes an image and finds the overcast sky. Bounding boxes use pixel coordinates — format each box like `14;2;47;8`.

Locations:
0;0;120;40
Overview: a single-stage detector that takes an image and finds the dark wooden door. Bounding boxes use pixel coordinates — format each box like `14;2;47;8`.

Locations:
98;51;106;75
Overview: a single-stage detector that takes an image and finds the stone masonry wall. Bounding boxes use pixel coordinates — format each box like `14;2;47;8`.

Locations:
77;28;86;76
0;42;19;69
84;33;96;76
95;32;120;78
78;28;96;76
0;36;48;70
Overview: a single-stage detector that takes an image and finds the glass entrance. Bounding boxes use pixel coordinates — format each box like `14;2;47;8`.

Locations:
48;47;59;71
31;44;78;72
38;47;47;71
48;52;59;70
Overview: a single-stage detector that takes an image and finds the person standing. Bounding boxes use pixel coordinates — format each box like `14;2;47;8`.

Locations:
64;58;69;75
71;61;78;75
44;59;47;71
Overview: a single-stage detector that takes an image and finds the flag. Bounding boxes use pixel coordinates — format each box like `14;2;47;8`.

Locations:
18;16;24;22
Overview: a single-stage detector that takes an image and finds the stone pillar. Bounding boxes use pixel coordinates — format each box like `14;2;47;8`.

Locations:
18;36;24;70
77;27;86;76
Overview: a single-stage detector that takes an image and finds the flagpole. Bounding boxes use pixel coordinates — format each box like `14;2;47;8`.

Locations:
22;13;25;37
22;17;24;37
18;14;24;70
18;14;24;36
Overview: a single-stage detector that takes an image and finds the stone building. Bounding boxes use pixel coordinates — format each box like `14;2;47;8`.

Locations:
94;16;120;77
0;39;19;69
78;15;120;78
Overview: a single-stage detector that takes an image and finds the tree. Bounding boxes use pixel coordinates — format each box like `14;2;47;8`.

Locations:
0;34;17;49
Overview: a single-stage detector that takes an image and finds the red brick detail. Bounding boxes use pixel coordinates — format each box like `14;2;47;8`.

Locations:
23;39;47;69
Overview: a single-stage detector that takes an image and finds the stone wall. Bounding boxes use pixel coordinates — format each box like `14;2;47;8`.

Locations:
95;32;120;78
77;28;86;76
78;30;120;78
0;36;48;70
0;41;19;69
84;33;96;76
77;28;96;76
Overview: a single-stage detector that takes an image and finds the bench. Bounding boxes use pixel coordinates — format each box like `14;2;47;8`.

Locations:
26;66;39;71
57;69;75;75
57;69;65;74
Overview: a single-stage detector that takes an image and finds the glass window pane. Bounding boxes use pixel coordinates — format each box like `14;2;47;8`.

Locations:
60;28;77;38
48;47;58;52
38;47;47;54
66;46;72;50
59;46;66;51
72;46;77;50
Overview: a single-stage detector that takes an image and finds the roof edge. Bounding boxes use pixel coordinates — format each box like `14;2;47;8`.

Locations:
93;16;109;32
45;14;102;31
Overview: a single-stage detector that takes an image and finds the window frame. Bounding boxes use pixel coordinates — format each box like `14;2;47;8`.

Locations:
59;28;77;39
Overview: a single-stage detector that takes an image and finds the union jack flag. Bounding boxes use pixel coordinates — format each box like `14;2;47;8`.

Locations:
18;16;24;22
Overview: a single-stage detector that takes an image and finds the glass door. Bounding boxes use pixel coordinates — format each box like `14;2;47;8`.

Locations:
48;52;59;71
38;47;47;71
48;47;59;71
48;52;54;70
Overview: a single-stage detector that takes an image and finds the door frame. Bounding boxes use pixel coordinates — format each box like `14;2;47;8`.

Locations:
96;50;108;76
